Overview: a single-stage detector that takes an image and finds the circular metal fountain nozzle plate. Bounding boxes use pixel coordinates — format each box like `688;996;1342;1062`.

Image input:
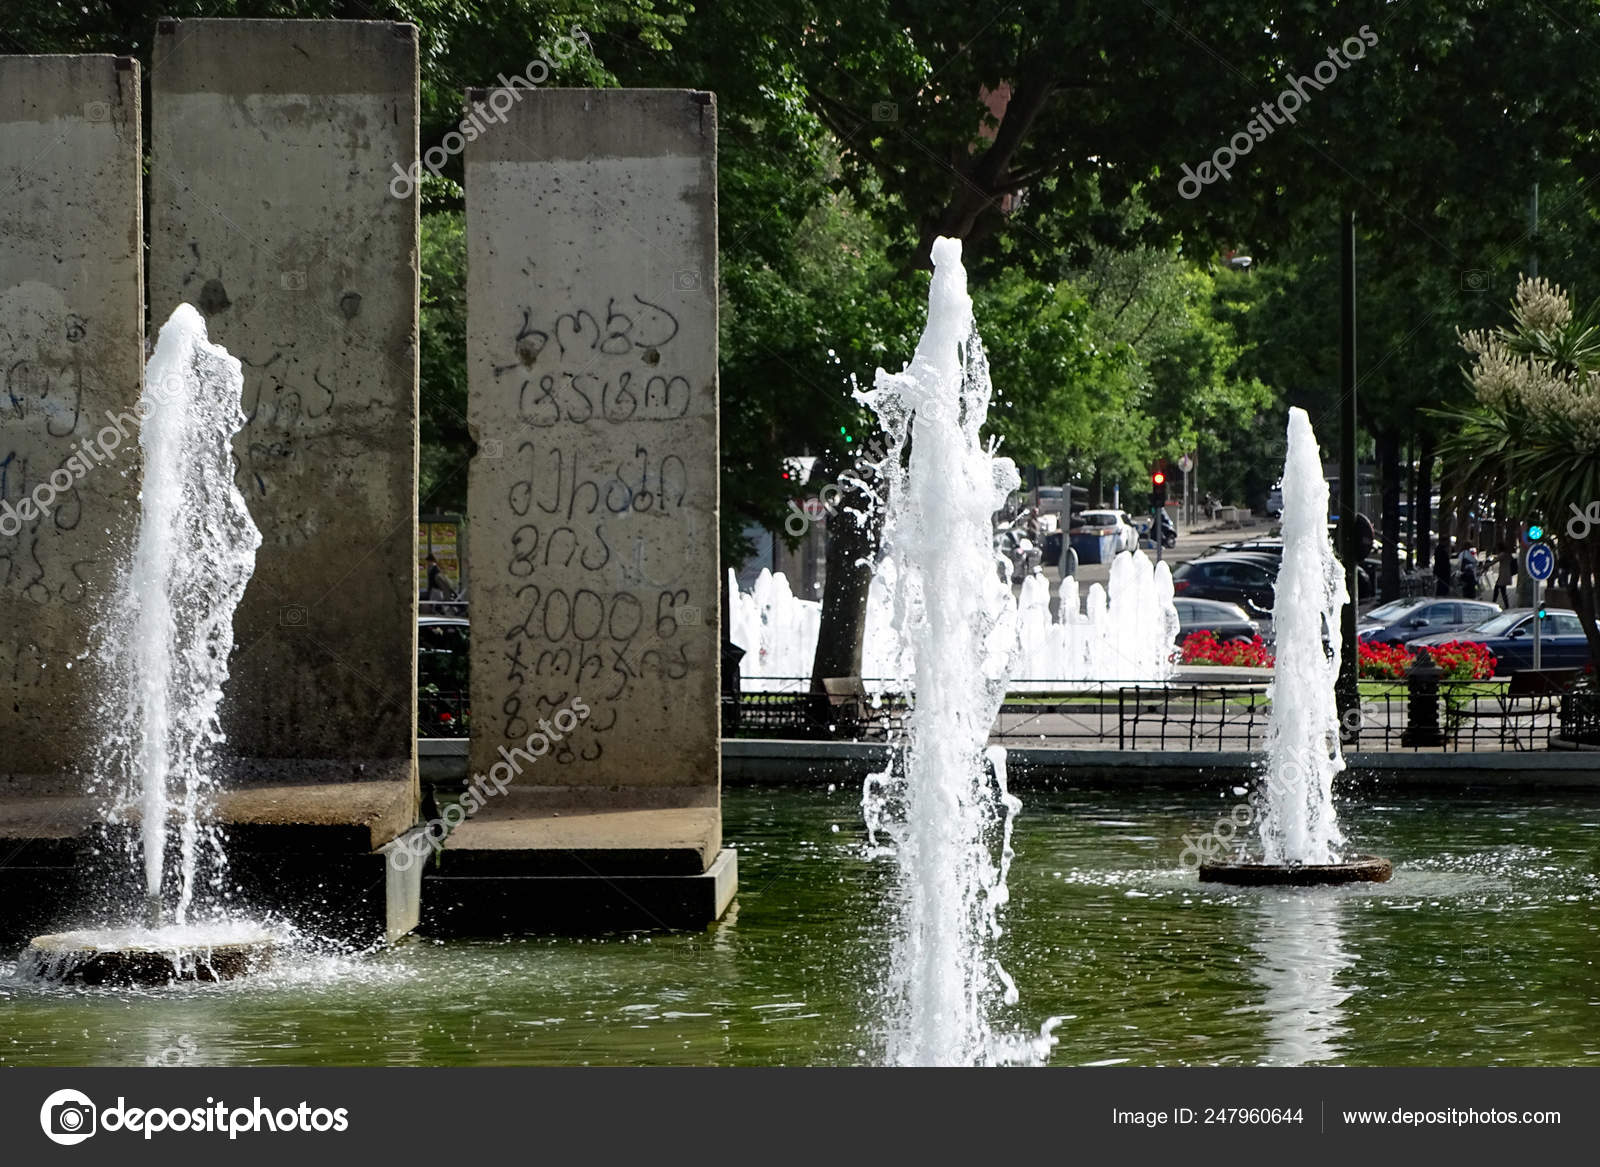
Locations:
23;930;278;986
1197;855;1393;886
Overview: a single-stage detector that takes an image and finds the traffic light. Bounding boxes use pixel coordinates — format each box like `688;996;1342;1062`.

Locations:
1151;469;1168;507
1527;523;1544;541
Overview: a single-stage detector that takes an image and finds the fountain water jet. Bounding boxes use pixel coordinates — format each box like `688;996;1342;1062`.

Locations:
860;238;1058;1065
21;304;277;983
1200;407;1389;885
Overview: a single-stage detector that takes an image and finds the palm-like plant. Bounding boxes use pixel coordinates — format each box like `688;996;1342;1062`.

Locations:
1433;276;1600;673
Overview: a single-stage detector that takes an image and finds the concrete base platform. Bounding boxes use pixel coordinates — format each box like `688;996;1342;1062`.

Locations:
0;762;418;947
420;846;737;934
423;785;736;932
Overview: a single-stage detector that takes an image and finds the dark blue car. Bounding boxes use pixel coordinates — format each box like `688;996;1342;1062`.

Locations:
1358;597;1500;646
1411;608;1597;673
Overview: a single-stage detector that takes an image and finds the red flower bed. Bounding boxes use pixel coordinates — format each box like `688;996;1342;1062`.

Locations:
1179;630;1275;669
1357;638;1497;680
1358;640;1413;679
1424;639;1497;681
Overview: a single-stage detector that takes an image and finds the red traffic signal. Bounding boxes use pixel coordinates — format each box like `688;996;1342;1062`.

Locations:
1152;471;1166;486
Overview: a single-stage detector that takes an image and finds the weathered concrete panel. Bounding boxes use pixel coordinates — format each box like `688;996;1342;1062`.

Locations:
148;20;420;766
462;90;720;830
0;55;143;781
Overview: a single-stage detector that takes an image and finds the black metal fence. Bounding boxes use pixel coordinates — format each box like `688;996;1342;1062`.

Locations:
729;678;1597;752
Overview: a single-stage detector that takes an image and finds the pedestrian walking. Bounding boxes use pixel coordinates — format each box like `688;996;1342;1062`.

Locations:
1493;544;1516;606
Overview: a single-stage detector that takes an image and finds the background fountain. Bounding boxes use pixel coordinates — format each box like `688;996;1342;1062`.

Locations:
859;237;1056;1065
1200;407;1390;885
729;549;1178;692
21;305;278;984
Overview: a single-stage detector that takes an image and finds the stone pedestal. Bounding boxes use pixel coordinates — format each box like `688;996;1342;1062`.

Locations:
143;19;422;940
439;88;733;931
0;55;145;944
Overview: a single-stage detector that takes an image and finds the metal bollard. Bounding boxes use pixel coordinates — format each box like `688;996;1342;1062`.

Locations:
1400;645;1445;747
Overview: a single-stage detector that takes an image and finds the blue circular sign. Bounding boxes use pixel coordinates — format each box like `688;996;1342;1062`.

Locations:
1527;542;1556;581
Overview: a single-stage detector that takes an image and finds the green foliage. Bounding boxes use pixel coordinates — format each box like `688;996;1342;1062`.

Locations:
419;211;469;511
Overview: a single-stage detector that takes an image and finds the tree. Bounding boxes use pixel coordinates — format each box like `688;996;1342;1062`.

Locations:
1436;275;1600;668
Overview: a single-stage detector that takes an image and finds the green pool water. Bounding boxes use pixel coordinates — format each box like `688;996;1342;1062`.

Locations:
3;784;1597;1066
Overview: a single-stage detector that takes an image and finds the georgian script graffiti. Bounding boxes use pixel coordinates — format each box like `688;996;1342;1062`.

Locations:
494;295;691;427
491;290;706;758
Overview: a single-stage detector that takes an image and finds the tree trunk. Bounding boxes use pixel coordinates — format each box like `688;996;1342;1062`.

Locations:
1417;430;1434;566
1570;543;1600;677
809;451;877;697
910;75;1057;269
1378;429;1401;600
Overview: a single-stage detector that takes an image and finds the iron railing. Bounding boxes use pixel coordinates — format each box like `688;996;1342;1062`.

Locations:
729;677;1594;752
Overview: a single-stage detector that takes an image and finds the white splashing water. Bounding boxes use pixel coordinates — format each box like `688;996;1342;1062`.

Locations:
1257;407;1347;865
728;548;1179;691
101;304;261;922
858;238;1058;1065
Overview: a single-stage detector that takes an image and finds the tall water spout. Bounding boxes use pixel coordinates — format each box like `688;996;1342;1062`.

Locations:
105;304;261;924
1257;407;1347;865
859;237;1054;1065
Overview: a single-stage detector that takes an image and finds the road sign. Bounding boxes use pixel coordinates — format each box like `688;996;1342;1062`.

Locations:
1178;453;1194;472
1527;542;1556;582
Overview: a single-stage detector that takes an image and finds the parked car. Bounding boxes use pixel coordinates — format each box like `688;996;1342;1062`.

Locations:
1411;607;1598;673
1034;485;1065;515
1358;598;1500;646
419;615;470;737
1171;555;1276;616
1078;509;1139;554
1174;597;1259;644
1209;538;1283;560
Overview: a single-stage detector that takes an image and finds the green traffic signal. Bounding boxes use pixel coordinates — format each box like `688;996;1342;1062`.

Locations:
1528;523;1544;540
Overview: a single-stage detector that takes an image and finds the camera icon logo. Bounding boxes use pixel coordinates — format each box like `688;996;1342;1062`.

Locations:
1461;269;1489;293
479;437;504;459
281;270;307;291
40;1088;97;1146
871;101;898;123
279;604;308;628
672;269;701;292
678;605;702;626
83;101;110;123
